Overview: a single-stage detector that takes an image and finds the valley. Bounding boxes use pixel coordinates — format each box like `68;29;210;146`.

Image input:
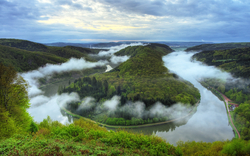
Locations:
1;39;250;155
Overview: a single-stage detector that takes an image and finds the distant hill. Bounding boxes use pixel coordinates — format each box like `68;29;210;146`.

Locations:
0;39;48;52
186;42;250;51
0;44;67;72
45;41;211;49
45;42;139;48
45;42;94;48
155;41;213;48
192;47;250;78
0;39;104;72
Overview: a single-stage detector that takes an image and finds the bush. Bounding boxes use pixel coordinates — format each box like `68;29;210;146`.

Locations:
29;120;38;134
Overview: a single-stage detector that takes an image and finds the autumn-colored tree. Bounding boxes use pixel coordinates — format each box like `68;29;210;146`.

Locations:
0;63;32;139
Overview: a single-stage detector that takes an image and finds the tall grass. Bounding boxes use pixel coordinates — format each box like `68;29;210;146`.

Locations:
0;117;182;156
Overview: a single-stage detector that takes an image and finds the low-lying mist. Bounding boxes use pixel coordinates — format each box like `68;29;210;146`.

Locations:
73;95;193;121
90;42;144;64
163;51;232;83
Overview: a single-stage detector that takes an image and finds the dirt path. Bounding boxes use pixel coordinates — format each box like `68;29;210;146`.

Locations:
224;98;241;139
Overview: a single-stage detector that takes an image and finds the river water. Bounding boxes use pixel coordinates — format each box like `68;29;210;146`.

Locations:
28;50;234;145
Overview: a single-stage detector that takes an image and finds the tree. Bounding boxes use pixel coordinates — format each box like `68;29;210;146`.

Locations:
103;80;108;94
0;63;32;138
92;76;97;87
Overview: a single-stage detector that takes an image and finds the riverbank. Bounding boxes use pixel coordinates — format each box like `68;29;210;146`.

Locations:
58;100;200;129
198;82;240;139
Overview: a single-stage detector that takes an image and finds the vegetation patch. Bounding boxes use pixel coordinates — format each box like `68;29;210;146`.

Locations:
0;39;103;72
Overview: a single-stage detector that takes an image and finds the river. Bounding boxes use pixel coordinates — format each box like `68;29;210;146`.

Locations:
27;50;234;145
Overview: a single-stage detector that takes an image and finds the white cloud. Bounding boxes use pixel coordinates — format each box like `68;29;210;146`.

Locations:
37;0;51;3
2;0;250;43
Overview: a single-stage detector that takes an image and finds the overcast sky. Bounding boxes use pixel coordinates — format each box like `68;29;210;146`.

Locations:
1;0;249;43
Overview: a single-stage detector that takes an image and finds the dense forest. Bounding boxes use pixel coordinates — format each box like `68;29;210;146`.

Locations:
0;39;102;72
185;42;250;51
59;44;200;125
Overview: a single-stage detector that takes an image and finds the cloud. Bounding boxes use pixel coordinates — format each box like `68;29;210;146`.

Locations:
21;58;107;97
94;42;144;64
77;97;96;110
1;0;250;43
103;96;121;111
28;93;80;123
110;55;130;64
163;51;232;83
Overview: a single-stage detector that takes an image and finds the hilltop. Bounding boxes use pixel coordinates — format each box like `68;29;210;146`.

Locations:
185;42;250;51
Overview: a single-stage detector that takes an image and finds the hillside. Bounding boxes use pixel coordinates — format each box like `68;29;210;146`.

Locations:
192;47;250;78
186;42;250;51
59;44;200;126
0;39;103;72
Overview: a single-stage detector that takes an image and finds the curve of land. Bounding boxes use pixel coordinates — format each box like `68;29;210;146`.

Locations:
59;100;200;129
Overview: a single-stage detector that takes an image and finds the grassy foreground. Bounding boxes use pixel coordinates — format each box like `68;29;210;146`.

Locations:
0;117;182;156
1;117;250;155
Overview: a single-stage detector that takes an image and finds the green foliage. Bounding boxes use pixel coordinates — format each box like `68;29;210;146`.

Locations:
0;63;32;138
0;110;16;139
234;102;250;140
221;139;250;156
29;120;39;134
2;116;250;155
0;118;182;155
178;139;250;156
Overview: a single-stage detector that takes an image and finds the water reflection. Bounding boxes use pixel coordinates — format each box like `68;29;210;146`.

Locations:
107;115;193;136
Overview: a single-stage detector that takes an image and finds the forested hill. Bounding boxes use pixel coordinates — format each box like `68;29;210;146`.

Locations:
185;42;250;52
0;39;48;52
192;47;250;78
0;39;102;72
61;44;200;107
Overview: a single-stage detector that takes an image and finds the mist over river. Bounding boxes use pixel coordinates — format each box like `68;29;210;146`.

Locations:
27;49;234;145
